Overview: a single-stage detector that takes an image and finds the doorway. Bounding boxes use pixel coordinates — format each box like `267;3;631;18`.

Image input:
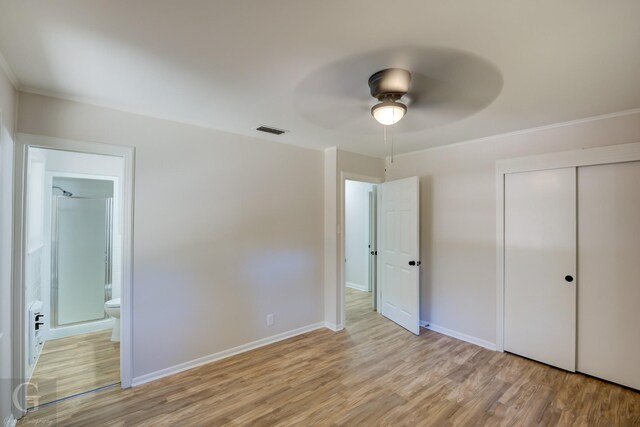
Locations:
340;174;421;334
344;179;377;326
12;135;134;419
24;148;122;406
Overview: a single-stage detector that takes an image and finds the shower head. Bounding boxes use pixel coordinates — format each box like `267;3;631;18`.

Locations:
52;186;73;197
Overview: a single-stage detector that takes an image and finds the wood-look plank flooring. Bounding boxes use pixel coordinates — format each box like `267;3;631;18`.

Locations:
29;330;120;406
345;287;373;326
20;301;639;426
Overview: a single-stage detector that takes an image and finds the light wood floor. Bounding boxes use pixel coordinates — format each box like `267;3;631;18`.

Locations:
345;287;373;325
21;301;639;426
29;329;120;406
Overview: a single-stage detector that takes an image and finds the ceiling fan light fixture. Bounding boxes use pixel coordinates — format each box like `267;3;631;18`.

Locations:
371;99;407;126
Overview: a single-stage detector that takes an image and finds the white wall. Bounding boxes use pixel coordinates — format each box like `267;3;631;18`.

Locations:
345;180;373;291
385;110;640;345
17;92;325;379
0;66;15;135
0;65;16;425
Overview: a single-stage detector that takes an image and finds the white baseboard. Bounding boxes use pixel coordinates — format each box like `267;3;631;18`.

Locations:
420;320;496;351
131;322;326;386
4;415;16;427
346;282;368;292
324;321;343;332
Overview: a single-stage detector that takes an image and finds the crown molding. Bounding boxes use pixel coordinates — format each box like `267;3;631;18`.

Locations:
18;83;640;160
0;51;19;89
19;85;329;152
391;107;640;159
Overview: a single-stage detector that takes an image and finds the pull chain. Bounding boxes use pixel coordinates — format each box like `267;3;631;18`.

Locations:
391;123;394;164
383;125;387;165
390;107;395;163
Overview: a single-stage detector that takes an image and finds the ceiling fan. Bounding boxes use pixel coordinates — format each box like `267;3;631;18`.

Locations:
368;68;411;126
294;46;503;136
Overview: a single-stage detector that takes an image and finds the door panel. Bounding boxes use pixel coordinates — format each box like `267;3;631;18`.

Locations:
504;168;576;371
577;162;640;390
379;177;420;335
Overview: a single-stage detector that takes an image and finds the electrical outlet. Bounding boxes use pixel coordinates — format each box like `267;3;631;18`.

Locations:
266;313;274;327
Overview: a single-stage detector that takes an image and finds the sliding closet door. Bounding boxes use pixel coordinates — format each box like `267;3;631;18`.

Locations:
504;168;577;371
577;162;640;390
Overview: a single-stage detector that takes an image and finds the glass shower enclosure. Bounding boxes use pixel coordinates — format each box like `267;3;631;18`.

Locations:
51;195;113;328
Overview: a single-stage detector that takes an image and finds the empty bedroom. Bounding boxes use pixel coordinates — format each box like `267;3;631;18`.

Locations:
0;1;639;426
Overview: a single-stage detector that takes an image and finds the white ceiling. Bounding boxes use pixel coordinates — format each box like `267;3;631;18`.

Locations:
1;1;639;157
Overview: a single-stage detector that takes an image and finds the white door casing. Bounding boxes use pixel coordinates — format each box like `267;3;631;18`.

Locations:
504;168;577;371
379;176;420;335
12;134;135;420
368;188;377;310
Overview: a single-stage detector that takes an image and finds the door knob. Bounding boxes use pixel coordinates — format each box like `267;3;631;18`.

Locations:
409;260;416;266
565;275;574;283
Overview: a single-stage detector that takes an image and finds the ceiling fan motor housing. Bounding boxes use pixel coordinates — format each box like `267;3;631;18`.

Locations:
369;68;411;125
368;68;412;101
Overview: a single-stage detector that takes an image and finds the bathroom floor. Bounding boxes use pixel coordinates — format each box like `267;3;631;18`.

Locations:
29;330;120;406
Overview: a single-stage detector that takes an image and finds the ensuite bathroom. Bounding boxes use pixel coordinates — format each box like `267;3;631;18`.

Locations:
24;146;124;406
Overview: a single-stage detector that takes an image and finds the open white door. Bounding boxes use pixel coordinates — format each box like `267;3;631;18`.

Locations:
378;177;420;335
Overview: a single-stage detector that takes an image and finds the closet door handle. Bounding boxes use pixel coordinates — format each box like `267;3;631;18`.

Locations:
565;275;574;283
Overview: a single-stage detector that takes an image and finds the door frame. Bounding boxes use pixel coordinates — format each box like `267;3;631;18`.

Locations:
339;172;383;329
368;190;377;310
496;141;640;352
12;133;135;418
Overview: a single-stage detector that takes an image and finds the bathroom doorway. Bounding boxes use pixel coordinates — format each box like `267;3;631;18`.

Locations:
12;136;134;417
344;179;378;327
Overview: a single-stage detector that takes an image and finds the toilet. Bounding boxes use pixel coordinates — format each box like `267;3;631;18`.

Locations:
104;298;121;342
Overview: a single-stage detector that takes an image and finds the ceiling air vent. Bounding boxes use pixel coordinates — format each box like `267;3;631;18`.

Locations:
256;125;286;135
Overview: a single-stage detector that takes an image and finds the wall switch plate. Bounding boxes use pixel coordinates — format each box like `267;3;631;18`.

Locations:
266;313;274;327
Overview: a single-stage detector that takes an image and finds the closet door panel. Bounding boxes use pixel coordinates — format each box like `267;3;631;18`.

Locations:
504;168;577;371
578;161;640;390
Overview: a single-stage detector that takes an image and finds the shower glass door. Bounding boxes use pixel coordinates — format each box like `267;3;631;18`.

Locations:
52;196;113;327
